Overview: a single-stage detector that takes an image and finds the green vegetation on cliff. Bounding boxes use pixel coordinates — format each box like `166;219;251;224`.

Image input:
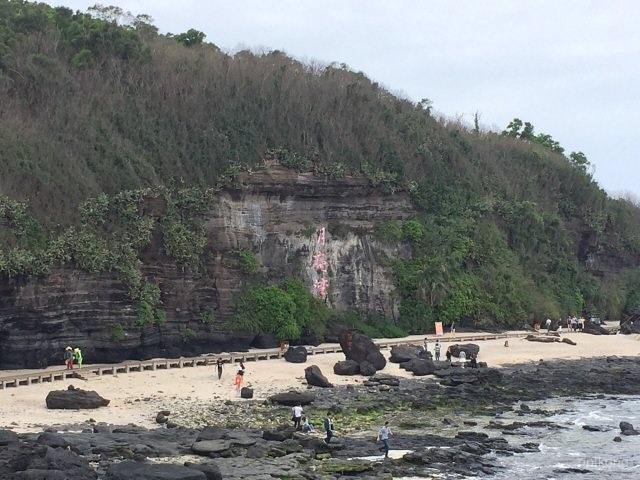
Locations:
1;0;639;333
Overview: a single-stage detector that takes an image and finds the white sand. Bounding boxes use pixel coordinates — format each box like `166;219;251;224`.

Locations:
1;330;639;433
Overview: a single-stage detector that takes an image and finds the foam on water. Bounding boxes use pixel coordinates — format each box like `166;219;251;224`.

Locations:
492;395;640;480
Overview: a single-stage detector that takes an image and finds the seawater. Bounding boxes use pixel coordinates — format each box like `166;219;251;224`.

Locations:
491;395;640;480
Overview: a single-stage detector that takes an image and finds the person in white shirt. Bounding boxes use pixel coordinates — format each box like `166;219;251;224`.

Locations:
292;404;303;430
377;421;393;458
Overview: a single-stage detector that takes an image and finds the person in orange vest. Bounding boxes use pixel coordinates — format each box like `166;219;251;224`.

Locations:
234;369;244;396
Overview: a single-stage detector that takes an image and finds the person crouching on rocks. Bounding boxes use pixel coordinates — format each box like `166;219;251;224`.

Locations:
64;347;74;370
470;354;478;369
459;350;466;368
302;416;314;432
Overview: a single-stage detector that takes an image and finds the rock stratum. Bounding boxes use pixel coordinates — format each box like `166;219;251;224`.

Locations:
0;167;412;368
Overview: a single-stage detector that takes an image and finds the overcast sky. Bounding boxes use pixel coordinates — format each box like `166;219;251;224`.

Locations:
54;1;640;197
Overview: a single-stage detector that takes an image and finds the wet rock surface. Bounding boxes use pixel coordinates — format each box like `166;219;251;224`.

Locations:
2;356;640;479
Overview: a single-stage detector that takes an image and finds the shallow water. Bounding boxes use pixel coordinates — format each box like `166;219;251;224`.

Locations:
491;395;640;479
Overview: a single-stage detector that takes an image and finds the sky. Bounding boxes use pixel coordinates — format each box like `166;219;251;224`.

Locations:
54;1;640;197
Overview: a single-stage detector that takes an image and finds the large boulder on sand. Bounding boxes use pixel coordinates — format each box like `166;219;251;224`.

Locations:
582;323;610;335
333;360;360;375
305;365;333;388
448;344;480;358
389;344;421;363
269;391;315;406
46;385;110;409
284;346;308;363
339;330;386;370
400;358;436;376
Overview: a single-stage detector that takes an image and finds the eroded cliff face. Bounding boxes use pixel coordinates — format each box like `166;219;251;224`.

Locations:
0;167;413;368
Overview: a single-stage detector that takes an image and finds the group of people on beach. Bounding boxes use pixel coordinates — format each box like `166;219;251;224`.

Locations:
63;346;83;369
423;338;478;368
213;358;246;395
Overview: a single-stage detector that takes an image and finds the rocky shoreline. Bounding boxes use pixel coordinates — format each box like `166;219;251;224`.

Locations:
2;356;640;479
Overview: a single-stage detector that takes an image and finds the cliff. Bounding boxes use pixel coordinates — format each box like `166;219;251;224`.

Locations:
0;167;413;368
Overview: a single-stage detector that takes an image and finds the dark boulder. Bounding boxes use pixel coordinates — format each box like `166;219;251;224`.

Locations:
105;461;206;479
183;462;222;480
333;360;360;375
620;321;640;334
448;344;480;358
401;358;435;376
389;344;421;363
358;361;377;376
45;386;110;409
620;422;639;435
526;335;558;343
0;429;19;446
36;432;70;450
283;346;308;363
250;333;280;349
305;365;333;388
269;391;315;406
191;440;231;455
582;323;610;335
240;387;254;398
339;330;386;370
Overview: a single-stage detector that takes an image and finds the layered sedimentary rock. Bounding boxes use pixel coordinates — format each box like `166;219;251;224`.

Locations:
0;167;413;368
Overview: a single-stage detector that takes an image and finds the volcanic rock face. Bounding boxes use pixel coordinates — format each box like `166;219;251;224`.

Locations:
0;167;413;368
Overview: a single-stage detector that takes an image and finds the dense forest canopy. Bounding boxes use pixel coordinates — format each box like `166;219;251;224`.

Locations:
1;0;640;335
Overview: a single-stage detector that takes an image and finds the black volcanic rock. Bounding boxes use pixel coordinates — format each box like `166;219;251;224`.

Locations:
305;365;333;388
333;360;360;375
284;346;308;363
339;330;386;370
45;386;110;409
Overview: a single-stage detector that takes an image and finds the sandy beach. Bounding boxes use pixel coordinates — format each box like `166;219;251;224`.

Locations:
1;330;639;433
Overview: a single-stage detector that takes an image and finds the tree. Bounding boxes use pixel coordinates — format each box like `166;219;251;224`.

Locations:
173;28;206;47
569;151;589;172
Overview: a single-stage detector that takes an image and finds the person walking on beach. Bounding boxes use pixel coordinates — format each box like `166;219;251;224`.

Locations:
233;369;244;396
323;413;333;443
423;337;428;353
216;358;224;381
73;347;83;368
292;403;304;430
545;318;552;333
377;421;393;458
450;321;456;336
64;347;74;370
434;340;441;361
